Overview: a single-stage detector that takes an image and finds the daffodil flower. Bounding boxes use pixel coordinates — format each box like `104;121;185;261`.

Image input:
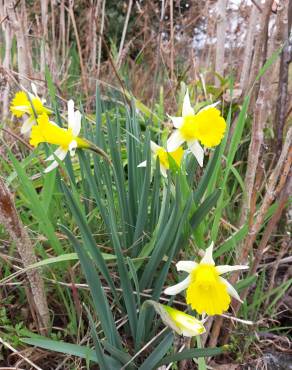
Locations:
30;100;90;173
138;141;184;177
167;90;226;167
10;83;51;134
164;242;248;316
145;300;205;337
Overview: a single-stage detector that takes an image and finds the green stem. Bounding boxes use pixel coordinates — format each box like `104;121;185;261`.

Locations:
196;336;207;370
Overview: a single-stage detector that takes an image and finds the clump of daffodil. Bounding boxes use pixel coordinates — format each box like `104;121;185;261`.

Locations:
145;300;205;337
138;141;184;177
30;100;109;173
164;242;248;316
167;90;226;167
10;83;51;134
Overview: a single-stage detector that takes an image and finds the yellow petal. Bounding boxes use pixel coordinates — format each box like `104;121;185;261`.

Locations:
156;146;184;170
10;91;50;119
156;147;170;169
30;114;74;150
170;146;184;166
179;115;198;141
192;107;226;148
186;264;231;315
30;97;51;116
179;107;226;148
10;91;30;117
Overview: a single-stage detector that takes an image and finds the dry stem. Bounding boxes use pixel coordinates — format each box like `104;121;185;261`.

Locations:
0;178;50;335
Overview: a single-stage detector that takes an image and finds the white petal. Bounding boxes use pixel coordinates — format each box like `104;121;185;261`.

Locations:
49;120;59;127
150;141;160;154
13;106;30;114
216;265;249;275
182;90;195;117
198;101;220;113
167;130;185;152
160;165;167;178
164;275;191;296
44;160;59;173
220;277;243;303
67;99;75;128
72;110;81;136
200;242;215;265
69;140;77;156
137;160;147;168
176;261;197;273
21;117;34;134
169;115;183;128
31;82;38;96
188;140;204;167
46;147;67;162
180;320;205;337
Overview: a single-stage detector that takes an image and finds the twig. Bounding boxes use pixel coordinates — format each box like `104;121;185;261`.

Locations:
215;0;227;86
248;178;291;278
239;5;260;93
208;316;224;347
0;0;21;25
97;0;105;77
117;0;133;69
240;22;275;225
0;127;33;151
67;2;88;95
275;24;292;152
237;128;291;278
247;0;274;98
120;327;168;369
251;0;263;12
0;179;50;335
0;336;43;370
264;235;291;310
169;0;174;82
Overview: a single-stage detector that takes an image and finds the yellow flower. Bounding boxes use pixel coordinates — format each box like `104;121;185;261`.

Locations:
138;141;184;177
30;100;89;173
10;83;51;134
164;242;248;316
167;90;226;167
145;300;205;337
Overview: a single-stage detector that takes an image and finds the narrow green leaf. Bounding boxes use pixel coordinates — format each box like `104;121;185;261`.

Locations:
190;189;221;230
107;205;138;339
9;151;63;255
41;170;56;213
102;341;133;366
21;337;121;368
61;181;118;300
194;145;221;204
156;347;225;366
84;305;111;370
211;94;249;240
60;225;122;349
214;225;248;258
139;332;174;370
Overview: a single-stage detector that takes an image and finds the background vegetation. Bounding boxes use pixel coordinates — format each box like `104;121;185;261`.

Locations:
0;0;291;369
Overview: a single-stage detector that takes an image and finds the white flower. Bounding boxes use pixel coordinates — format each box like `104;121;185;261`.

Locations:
145;300;205;337
167;90;226;167
10;83;51;134
164;242;248;316
138;141;184;177
30;100;88;173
